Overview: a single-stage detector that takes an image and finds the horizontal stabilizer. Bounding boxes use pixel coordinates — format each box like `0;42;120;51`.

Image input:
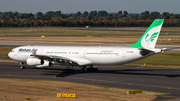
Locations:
161;47;180;51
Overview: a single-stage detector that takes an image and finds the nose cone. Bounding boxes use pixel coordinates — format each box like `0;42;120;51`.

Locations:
8;52;12;59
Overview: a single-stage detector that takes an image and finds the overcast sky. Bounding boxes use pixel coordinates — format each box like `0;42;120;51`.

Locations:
0;0;180;14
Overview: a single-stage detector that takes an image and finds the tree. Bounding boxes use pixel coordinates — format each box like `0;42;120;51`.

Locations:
0;22;2;27
117;11;122;15
20;13;34;19
14;11;19;16
149;11;160;19
36;12;43;17
83;11;88;17
6;11;13;16
98;10;107;17
123;11;128;15
162;12;171;19
139;14;148;19
174;14;180;19
0;13;7;19
45;11;56;17
76;11;81;16
141;11;150;16
86;16;93;20
144;11;150;15
55;11;61;16
89;11;97;16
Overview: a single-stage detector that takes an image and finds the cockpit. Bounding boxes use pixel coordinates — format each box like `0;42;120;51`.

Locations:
10;50;15;52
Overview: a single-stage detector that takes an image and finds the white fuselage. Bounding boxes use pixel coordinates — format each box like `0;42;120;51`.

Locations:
8;46;153;66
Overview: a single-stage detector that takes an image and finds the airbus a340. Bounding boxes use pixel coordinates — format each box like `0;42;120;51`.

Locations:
9;19;172;73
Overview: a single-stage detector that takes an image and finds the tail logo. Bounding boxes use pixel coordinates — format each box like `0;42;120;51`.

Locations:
145;32;159;42
129;19;164;49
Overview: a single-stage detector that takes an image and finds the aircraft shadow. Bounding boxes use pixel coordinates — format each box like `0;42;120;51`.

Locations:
26;66;180;78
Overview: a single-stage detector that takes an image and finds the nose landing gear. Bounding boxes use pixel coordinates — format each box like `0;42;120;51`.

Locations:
20;62;25;69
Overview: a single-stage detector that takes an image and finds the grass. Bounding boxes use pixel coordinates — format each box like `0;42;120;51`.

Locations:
0;27;143;36
1;35;180;45
0;27;180;36
0;27;180;45
1;27;180;45
0;37;139;44
85;27;180;31
0;46;15;58
128;51;180;67
0;78;163;101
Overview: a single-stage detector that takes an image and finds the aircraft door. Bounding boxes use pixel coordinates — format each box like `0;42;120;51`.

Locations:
83;50;86;57
39;48;44;54
122;50;126;58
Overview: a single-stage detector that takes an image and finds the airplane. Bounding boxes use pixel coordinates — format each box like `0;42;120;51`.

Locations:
8;19;169;73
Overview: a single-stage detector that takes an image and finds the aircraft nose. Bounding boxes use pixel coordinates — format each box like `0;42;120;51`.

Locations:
8;52;12;58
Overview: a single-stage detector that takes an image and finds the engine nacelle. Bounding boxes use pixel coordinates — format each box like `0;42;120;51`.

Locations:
36;60;52;68
26;58;44;65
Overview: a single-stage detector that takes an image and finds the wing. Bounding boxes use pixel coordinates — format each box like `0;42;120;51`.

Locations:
30;50;93;66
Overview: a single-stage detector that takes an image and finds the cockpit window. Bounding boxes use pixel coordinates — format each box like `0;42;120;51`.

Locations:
11;50;15;52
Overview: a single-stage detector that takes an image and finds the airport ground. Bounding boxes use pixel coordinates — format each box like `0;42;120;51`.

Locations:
1;62;180;101
0;64;162;101
1;27;180;101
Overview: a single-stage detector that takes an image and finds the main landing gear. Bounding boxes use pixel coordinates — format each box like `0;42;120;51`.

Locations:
80;66;86;73
63;63;75;73
20;62;25;69
86;65;98;72
63;69;75;73
80;65;98;73
63;65;98;73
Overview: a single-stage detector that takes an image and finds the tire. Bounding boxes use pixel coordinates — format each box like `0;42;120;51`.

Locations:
81;68;86;73
86;68;90;72
71;69;75;73
63;69;68;73
21;66;25;69
95;68;98;72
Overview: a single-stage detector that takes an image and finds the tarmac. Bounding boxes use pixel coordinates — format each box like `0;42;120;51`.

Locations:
1;63;180;101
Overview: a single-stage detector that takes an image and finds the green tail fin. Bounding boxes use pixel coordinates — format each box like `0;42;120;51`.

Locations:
129;19;164;49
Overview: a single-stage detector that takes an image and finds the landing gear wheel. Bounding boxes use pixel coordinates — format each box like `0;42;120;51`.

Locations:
20;62;24;65
86;68;98;72
94;68;98;72
86;68;90;72
71;69;75;73
21;66;25;69
63;69;69;73
81;66;86;73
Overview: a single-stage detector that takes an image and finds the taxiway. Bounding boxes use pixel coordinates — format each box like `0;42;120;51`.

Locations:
1;62;180;100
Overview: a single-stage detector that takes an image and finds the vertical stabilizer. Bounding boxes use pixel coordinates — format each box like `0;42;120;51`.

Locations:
130;19;164;49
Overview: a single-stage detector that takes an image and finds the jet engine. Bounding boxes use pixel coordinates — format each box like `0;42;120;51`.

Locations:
36;60;52;68
26;58;44;65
